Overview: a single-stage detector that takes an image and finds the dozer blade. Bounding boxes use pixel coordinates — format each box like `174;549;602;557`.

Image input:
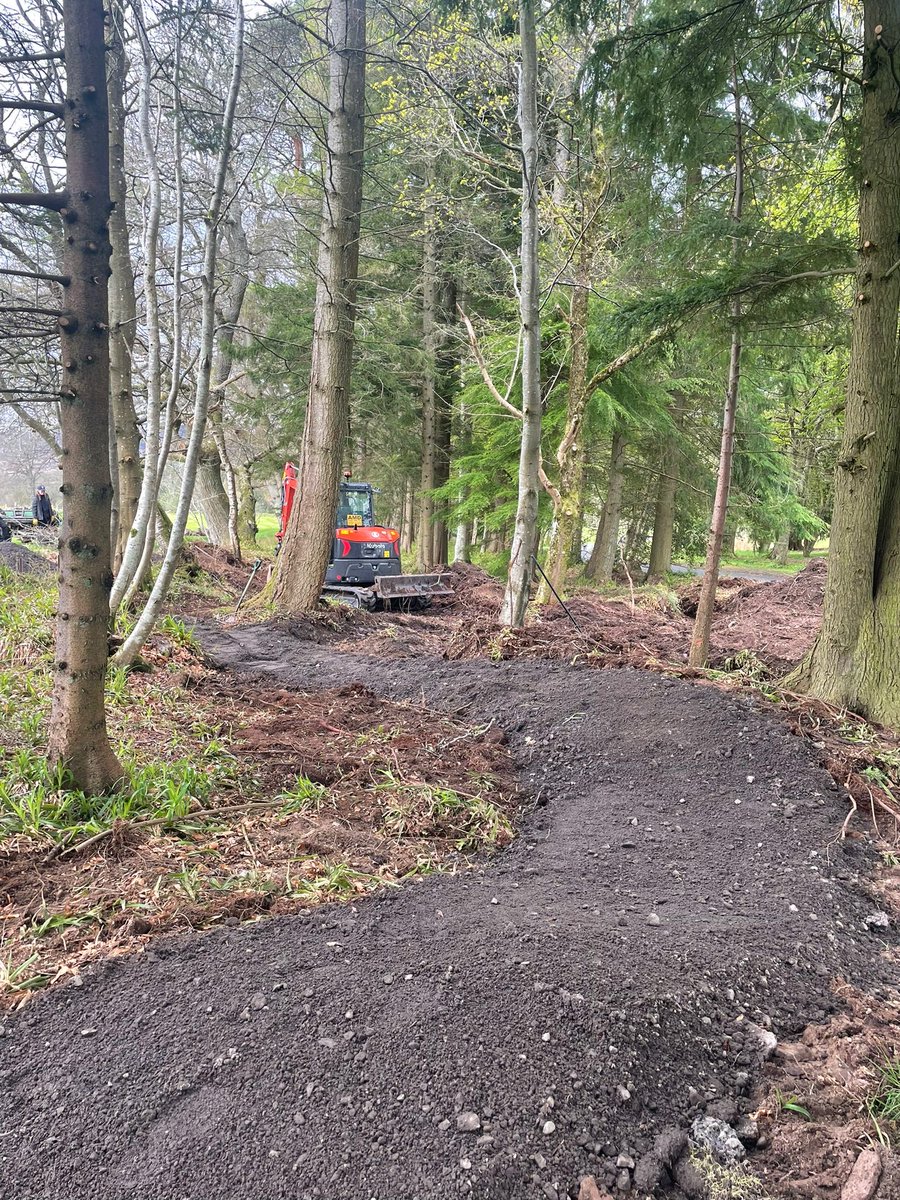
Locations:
373;573;453;601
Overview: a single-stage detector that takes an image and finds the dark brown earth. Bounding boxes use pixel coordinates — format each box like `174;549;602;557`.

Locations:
0;540;54;575
1;622;895;1200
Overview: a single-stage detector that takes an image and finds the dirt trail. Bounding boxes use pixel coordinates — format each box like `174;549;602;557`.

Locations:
0;624;893;1200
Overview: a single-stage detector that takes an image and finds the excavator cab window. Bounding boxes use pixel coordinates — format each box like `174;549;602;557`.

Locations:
336;484;374;528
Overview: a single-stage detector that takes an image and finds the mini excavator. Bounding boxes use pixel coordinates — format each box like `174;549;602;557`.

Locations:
275;464;452;610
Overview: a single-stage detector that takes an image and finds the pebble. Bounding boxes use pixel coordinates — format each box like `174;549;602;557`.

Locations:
79;1028;97;1038
646;913;661;927
250;992;266;1010
456;1112;481;1133
864;911;890;929
615;1153;635;1170
542;1120;556;1135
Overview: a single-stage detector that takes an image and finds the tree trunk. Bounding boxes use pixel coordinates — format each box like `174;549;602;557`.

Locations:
537;231;591;601
432;278;456;566
773;525;790;565
270;0;366;611
109;0;164;615
106;13;141;572
401;478;414;553
114;0;244;666
195;454;232;545
237;460;258;551
49;0;122;792
689;63;745;669
586;431;627;583
501;0;542;627
453;519;471;563
417;212;438;570
647;392;686;581
787;5;900;727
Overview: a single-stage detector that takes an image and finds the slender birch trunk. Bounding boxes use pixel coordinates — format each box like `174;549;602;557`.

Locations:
417;209;438;570
689;62;745;668
501;0;542;627
114;0;244;665
108;0;163;615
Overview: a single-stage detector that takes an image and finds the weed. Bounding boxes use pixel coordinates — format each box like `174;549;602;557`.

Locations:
376;772;512;852
290;861;379;900
689;1149;772;1199
159;614;199;650
28;908;102;938
0;949;50;993
867;1054;900;1123
279;775;328;814
773;1088;812;1120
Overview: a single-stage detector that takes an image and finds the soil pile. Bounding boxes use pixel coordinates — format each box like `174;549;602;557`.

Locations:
4;625;893;1200
711;560;827;670
438;559;505;615
183;540;268;599
0;540;54;576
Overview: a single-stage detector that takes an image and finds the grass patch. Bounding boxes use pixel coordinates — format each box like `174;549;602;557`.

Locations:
868;1054;900;1124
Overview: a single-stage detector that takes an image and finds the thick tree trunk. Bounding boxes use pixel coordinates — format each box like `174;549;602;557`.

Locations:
787;5;900;727
195;454;233;546
237;461;258;551
647;393;686;581
689;63;745;668
586;431;627;582
106;14;141;571
453;519;471;563
773;525;790;565
271;0;365;611
501;0;542;627
49;0;122;791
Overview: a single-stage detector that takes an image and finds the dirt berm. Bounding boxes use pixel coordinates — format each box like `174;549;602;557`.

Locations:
0;624;894;1200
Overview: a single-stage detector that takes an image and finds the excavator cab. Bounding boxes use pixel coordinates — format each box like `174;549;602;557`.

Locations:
275;463;452;608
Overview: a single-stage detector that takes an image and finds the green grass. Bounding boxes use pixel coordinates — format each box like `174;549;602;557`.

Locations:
718;544;828;574
868;1055;900;1123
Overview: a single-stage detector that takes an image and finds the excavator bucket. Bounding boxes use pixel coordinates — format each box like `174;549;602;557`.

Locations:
373;573;453;602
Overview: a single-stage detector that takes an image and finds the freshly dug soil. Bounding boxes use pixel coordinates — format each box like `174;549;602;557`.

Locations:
710;561;827;671
0;541;54;576
2;623;894;1200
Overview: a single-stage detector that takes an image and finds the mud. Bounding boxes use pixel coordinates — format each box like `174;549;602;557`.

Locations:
0;540;54;576
1;622;895;1200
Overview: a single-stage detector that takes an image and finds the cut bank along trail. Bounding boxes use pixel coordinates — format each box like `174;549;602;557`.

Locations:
0;622;891;1200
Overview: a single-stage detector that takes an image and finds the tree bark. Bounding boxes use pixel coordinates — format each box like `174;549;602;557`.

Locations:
689;62;745;668
106;11;141;572
647;392;686;581
237;460;258;550
109;0;164;615
787;5;900;727
537;232;591;601
417;211;438;570
501;0;542;627
270;0;366;611
114;0;244;665
432;278;456;566
49;0;122;791
586;430;627;582
195;455;233;545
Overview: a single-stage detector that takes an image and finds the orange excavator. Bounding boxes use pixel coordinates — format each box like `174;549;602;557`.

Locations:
276;464;452;609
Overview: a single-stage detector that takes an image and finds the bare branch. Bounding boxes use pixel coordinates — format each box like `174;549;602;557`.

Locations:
458;305;524;419
0;267;69;285
0;99;64;116
0;51;64;65
0;190;68;210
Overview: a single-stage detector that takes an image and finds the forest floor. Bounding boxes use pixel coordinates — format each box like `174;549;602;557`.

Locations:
1;545;899;1200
